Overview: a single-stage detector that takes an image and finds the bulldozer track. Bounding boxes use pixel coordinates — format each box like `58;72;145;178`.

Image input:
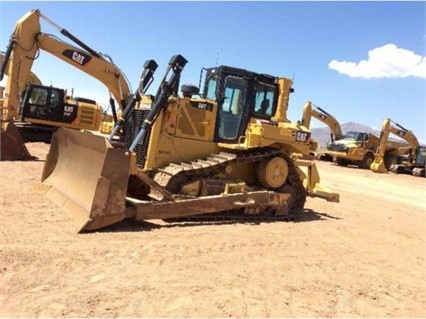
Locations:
149;148;306;222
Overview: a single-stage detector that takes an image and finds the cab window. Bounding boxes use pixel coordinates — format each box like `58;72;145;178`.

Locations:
253;83;276;118
29;87;48;106
205;76;217;101
27;87;49;118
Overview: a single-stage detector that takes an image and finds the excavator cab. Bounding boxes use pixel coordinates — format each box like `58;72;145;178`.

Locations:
20;84;66;123
6;84;103;143
20;84;100;128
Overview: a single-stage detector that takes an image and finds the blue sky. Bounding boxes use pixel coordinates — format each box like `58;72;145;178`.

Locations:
1;1;425;142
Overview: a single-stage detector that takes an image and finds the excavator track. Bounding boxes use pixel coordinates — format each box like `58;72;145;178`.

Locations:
147;148;306;223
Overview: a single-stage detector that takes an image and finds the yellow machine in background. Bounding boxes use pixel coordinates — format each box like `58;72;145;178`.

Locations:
0;9;141;160
300;101;342;160
41;55;339;232
370;118;422;175
325;126;408;170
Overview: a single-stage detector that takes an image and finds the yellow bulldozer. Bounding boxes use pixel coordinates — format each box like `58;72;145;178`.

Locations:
41;54;340;232
0;9;138;160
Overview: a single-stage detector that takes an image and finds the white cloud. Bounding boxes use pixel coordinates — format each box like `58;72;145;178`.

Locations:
328;44;426;78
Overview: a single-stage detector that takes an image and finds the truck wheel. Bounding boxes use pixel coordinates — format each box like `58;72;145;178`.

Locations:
360;152;375;169
319;154;333;162
336;158;348;166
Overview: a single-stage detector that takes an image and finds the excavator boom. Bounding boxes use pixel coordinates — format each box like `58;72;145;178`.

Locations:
301;101;342;142
301;101;342;159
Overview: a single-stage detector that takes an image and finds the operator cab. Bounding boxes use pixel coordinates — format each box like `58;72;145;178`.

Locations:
201;66;280;143
344;131;370;142
20;84;79;124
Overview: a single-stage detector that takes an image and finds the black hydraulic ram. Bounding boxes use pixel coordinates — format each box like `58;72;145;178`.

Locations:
0;39;15;81
108;59;158;141
394;121;408;132
317;106;331;116
39;12;101;58
129;54;188;152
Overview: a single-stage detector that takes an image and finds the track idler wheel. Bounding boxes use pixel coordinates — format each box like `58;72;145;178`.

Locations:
256;156;289;189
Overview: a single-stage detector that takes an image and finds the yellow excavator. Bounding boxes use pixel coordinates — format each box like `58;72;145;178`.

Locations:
300;101;342;161
41;54;340;232
370;118;423;176
0;9;151;160
1;53;108;145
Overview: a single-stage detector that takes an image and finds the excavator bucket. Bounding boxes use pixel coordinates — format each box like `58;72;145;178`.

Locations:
1;122;34;160
41;128;131;232
370;159;387;173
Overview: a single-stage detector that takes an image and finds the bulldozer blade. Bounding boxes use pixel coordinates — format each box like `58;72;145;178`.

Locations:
41;128;131;232
1;122;34;160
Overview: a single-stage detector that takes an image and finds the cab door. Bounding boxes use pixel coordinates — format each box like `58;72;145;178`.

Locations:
216;75;249;142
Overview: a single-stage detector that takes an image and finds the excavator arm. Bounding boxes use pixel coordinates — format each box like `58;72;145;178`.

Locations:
1;9;132;121
0;52;42;87
301;101;342;142
371;118;420;173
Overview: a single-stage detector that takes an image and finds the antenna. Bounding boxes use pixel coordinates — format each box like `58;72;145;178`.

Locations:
216;51;220;66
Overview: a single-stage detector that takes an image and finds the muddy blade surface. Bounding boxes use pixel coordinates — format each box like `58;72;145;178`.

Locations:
1;122;34;160
41;128;131;232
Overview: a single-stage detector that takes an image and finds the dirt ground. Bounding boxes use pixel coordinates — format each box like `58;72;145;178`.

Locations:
0;142;425;318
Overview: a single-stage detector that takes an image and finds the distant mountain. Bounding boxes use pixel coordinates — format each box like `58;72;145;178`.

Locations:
340;122;379;135
311;122;380;148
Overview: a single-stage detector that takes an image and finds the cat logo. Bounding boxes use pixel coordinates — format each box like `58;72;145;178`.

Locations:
190;101;213;111
72;52;86;65
62;49;92;66
64;105;74;116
